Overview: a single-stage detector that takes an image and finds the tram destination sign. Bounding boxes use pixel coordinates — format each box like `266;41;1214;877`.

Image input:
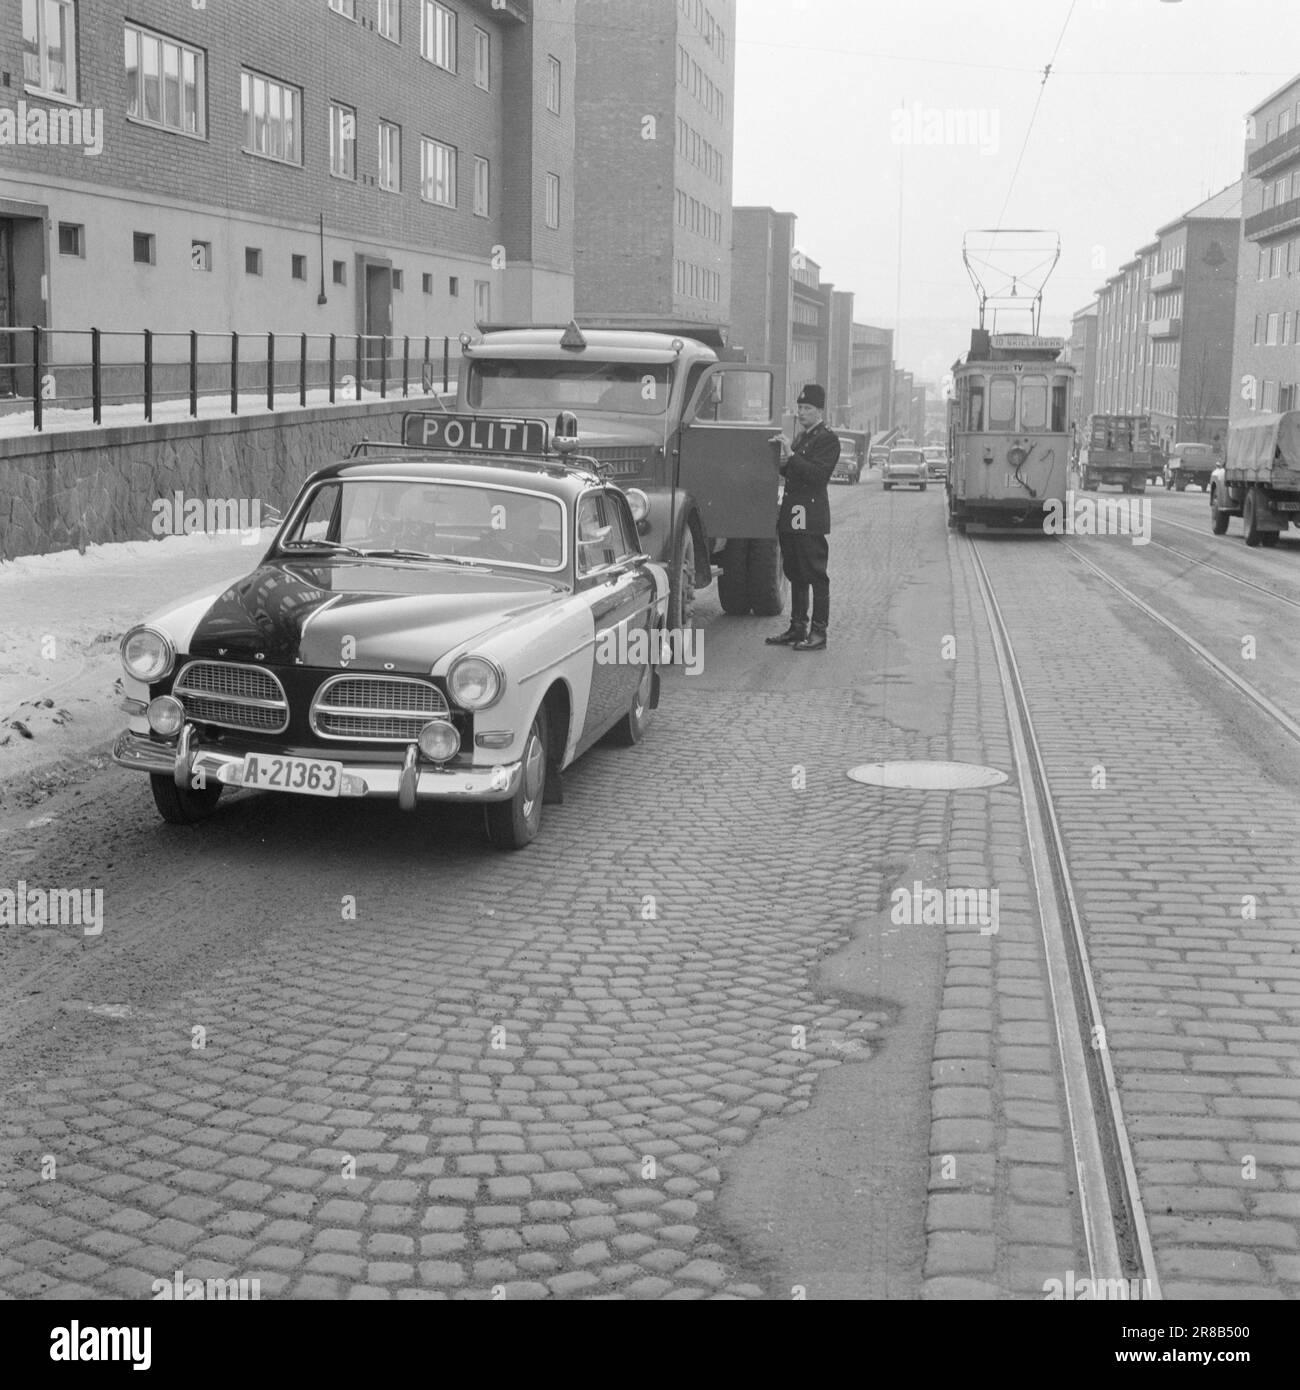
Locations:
402;413;549;455
990;334;1066;351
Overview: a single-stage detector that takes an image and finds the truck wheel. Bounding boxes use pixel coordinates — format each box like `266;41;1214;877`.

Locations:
717;539;752;616
151;774;223;825
1243;487;1263;547
667;526;697;630
746;537;785;617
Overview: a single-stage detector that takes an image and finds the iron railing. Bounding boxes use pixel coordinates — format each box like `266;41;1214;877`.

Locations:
0;327;456;432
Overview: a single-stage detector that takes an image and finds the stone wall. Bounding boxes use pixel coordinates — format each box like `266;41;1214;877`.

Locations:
0;398;446;560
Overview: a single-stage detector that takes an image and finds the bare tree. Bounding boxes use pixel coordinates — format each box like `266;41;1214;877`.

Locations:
1183;342;1224;444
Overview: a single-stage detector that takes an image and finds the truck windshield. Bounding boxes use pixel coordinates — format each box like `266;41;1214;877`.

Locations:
468;361;674;416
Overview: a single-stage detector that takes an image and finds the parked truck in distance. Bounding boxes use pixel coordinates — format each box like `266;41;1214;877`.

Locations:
1209;410;1300;547
1077;414;1154;494
450;322;786;623
1163;441;1217;492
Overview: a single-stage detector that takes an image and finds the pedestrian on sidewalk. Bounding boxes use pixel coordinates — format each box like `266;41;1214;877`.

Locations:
766;383;839;652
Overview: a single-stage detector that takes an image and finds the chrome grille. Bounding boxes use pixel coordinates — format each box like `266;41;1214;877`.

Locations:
584;446;649;477
174;662;289;734
311;675;449;743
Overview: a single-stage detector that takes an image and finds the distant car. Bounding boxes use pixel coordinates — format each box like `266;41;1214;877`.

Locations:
1163;441;1217;492
113;435;669;850
868;447;889;471
923;446;948;480
883;447;927;491
832;433;864;484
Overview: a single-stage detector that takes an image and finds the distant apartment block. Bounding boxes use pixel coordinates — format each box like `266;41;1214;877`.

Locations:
1232;73;1300;421
573;0;735;332
0;0;575;386
1067;301;1098;427
1090;181;1240;449
849;323;893;435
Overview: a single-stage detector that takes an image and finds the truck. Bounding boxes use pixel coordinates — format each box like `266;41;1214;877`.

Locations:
442;321;786;624
832;429;869;484
1077;414;1155;493
1209;410;1300;547
1163;440;1217;492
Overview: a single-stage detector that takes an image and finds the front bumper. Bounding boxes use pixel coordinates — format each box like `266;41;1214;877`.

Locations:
112;727;523;808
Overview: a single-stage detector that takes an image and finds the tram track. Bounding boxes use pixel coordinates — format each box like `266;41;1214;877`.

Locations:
962;534;1163;1298
964;516;1300;1297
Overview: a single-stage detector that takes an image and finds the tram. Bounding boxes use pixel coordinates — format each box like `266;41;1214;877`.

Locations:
945;331;1074;531
946;230;1075;532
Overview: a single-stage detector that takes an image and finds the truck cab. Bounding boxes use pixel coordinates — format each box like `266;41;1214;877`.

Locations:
453;323;786;623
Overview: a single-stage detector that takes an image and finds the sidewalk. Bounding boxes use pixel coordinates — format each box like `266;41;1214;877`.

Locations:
0;531;266;805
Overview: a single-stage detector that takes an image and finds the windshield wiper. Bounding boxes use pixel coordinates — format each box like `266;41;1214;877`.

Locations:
359;549;486;567
281;539;368;557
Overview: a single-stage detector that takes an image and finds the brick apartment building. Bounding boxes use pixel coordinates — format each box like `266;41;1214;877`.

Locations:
0;0;574;371
730;205;892;424
1090;181;1240;450
1232;73;1300;422
848;322;893;435
1067;301;1097;427
572;0;734;332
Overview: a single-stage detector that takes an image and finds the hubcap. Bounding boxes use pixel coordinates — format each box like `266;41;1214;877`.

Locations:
521;728;544;813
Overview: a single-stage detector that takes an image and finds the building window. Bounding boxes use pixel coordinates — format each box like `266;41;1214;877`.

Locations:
1258;247;1268;281
329;0;356;15
422;272;433;295
22;0;76;97
291;253;307;281
125;25;206;136
329;102;356;179
378;0;400;42
473;155;490;217
1266;312;1280;345
421;2;457;72
245;247;263;276
475;280;491;324
379;121;402;192
545;173;560;228
449;276;459;296
421;137;456;206
191;239;211;271
1284;312;1293;347
133;232;155;265
241;70;302;164
474;27;490;89
392;268;404;291
1271;244;1283;278
333;260;347;285
547;55;562;114
57;223;84;257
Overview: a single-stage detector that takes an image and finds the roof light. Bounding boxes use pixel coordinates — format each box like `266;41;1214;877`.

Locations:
559;320;587;352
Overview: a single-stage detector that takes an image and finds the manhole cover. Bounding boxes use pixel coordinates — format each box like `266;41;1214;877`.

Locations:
847;760;1009;790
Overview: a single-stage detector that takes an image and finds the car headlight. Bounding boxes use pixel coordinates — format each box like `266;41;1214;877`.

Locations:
624;488;650;523
120;626;175;683
448;655;503;710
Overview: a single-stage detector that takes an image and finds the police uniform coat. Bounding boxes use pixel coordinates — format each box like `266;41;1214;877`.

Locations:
777;422;840;534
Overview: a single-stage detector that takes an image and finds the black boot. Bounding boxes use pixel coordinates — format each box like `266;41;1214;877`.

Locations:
765;621;808;646
793;623;827;652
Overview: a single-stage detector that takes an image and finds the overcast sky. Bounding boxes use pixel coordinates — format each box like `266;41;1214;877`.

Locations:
731;0;1297;383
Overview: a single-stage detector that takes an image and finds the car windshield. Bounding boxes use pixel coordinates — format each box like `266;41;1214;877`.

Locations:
282;478;567;571
891;450;924;464
468;360;675;416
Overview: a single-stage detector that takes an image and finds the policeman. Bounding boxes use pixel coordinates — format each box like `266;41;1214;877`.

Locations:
765;383;839;651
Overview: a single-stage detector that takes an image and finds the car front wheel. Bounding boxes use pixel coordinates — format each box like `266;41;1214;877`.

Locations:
485;713;546;850
151;773;223;825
